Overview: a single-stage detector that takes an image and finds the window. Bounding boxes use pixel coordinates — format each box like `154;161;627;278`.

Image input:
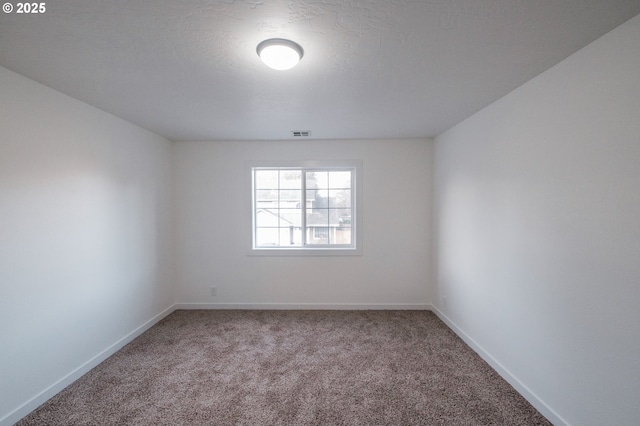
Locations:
251;161;361;254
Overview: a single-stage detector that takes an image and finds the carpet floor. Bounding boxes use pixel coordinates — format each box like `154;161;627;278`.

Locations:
18;310;551;425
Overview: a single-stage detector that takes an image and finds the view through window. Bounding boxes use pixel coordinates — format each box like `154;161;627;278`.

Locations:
252;166;356;250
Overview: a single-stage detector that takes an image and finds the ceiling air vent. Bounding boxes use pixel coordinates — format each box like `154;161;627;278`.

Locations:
292;130;311;137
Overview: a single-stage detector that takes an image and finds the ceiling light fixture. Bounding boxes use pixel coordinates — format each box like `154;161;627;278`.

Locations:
256;38;304;71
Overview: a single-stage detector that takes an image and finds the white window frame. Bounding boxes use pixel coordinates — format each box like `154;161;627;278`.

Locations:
249;160;362;256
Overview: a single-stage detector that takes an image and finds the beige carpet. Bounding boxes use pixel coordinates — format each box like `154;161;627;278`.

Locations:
18;310;551;425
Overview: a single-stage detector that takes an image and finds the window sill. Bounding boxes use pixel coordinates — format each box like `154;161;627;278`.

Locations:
248;247;363;257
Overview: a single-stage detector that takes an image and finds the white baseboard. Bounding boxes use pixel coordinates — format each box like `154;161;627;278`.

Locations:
11;303;562;425
431;306;568;426
175;302;433;310
1;304;176;426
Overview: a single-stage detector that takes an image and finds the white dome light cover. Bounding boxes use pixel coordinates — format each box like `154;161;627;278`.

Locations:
257;38;304;71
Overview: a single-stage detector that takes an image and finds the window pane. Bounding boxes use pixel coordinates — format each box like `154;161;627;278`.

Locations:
255;227;279;246
307;190;329;211
256;209;279;227
307;171;328;189
279;189;301;204
330;209;351;225
278;226;301;246
280;170;301;189
256;189;277;202
279;208;302;227
335;227;352;244
328;189;351;208
329;171;351;189
306;210;329;226
307;226;329;245
305;189;314;205
256;227;302;246
288;227;302;246
337;211;352;227
255;170;278;189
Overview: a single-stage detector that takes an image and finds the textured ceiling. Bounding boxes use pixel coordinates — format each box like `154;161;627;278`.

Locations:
1;0;639;141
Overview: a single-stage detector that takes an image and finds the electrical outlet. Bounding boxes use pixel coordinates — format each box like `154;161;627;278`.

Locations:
210;286;217;297
441;295;448;309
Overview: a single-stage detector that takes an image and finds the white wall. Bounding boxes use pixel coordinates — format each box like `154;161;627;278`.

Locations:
433;14;640;426
0;67;175;424
173;139;432;308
